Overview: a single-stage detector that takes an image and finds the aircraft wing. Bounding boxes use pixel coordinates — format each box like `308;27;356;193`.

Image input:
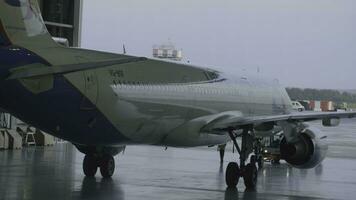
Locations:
202;111;356;132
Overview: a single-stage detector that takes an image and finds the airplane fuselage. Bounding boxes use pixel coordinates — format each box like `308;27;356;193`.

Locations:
0;0;351;186
0;47;293;147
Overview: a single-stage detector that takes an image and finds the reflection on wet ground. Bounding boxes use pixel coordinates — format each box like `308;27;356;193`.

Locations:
1;119;356;200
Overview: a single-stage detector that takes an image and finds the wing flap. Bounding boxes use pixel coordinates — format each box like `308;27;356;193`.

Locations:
207;111;356;132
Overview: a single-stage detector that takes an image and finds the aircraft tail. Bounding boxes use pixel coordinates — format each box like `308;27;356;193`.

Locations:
0;0;57;49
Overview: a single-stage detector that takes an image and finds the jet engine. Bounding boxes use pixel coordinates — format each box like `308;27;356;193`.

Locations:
280;127;328;169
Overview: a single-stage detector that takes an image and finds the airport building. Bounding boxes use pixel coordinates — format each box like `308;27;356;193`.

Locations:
153;44;183;61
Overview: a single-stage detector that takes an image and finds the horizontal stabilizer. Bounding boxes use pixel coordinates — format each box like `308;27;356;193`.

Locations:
7;57;147;80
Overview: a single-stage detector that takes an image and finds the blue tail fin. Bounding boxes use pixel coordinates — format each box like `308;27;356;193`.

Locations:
0;0;57;49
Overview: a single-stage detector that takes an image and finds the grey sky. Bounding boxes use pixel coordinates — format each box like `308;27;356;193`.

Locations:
81;0;356;89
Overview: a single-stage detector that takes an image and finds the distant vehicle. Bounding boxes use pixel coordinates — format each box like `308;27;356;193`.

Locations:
261;134;282;164
262;146;281;164
291;101;305;112
335;102;348;111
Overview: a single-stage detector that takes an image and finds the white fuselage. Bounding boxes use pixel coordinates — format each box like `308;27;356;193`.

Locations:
107;73;293;147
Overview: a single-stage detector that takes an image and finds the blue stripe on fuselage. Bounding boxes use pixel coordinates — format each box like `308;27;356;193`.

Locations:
0;45;46;78
0;46;129;145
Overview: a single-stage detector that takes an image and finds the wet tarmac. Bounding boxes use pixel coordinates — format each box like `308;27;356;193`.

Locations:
1;118;356;200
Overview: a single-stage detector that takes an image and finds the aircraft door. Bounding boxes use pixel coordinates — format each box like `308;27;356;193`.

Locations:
80;71;98;110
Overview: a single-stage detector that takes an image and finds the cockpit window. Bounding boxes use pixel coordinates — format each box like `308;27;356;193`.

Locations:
205;71;219;80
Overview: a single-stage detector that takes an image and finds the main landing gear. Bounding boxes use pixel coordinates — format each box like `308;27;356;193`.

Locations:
75;145;124;178
83;154;115;178
225;127;259;189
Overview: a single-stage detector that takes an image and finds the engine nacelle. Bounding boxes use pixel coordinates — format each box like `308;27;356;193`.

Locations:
280;127;328;169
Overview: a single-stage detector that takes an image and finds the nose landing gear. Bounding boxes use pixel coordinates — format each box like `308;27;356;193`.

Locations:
226;127;259;189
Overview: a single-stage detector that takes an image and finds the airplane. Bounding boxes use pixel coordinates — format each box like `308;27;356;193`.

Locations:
1;0;355;189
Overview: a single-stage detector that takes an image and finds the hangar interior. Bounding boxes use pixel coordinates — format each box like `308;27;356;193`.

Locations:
0;0;82;149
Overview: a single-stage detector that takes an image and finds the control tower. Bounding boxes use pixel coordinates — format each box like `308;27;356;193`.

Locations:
153;43;183;61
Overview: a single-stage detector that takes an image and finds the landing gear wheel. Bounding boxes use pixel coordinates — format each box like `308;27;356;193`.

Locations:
100;155;115;178
83;154;98;177
243;163;258;189
226;162;240;188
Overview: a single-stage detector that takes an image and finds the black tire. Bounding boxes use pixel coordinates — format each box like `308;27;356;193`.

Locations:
243;163;258;189
226;162;240;188
83;154;98;177
100;155;115;178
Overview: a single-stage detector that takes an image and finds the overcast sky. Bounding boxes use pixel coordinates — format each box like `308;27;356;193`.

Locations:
81;0;356;89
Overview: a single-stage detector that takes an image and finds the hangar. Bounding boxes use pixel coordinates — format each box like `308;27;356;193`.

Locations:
38;0;82;47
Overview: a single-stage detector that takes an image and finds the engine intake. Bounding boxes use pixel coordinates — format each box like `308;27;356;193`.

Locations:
280;127;328;169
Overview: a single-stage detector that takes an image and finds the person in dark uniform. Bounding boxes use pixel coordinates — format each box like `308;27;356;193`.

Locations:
218;144;227;163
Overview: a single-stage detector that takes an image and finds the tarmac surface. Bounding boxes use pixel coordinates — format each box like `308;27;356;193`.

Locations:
1;118;356;200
